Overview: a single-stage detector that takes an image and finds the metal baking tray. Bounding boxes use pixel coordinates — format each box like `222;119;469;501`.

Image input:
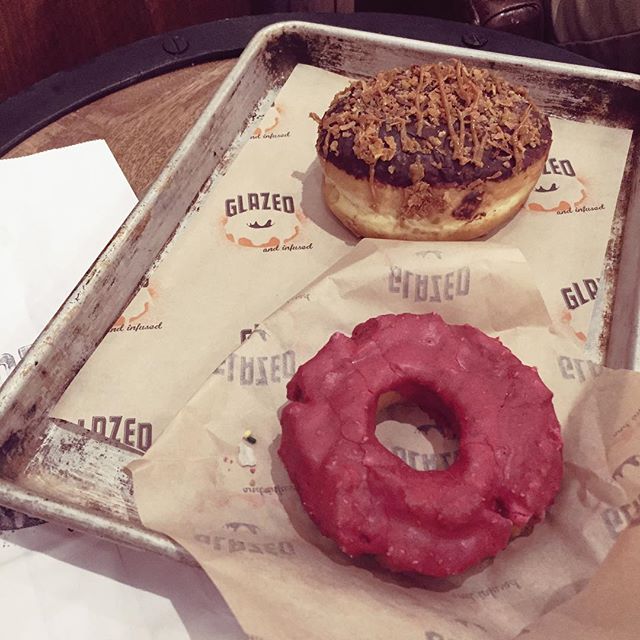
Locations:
1;21;639;563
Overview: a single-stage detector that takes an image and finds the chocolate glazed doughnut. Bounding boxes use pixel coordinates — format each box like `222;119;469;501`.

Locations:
278;314;563;577
313;61;552;241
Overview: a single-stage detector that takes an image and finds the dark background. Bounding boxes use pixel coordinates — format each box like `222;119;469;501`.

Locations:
0;0;498;102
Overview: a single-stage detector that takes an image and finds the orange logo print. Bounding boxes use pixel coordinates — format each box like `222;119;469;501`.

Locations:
526;158;587;212
252;105;283;139
223;192;304;249
113;279;158;328
560;309;587;343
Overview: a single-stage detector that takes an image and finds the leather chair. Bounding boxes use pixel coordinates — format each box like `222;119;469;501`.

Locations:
465;0;544;40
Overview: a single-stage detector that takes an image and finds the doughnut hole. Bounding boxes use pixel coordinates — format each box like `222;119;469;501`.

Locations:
375;386;459;472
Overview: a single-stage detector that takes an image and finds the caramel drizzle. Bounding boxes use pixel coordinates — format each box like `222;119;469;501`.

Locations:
512;104;532;171
315;60;545;182
415;65;427;137
434;64;464;163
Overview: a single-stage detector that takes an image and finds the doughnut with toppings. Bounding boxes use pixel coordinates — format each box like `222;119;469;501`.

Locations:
278;313;563;577
313;61;552;240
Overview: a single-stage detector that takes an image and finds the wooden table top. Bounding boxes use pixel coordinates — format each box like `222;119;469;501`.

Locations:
3;58;238;198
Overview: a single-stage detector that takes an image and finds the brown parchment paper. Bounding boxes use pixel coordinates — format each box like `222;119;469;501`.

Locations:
53;64;632;452
52;65;356;448
131;238;640;640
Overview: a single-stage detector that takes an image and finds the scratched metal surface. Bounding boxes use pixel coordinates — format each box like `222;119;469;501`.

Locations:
0;22;638;561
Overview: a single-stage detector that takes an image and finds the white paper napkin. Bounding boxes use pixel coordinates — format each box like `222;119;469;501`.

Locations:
0;140;137;385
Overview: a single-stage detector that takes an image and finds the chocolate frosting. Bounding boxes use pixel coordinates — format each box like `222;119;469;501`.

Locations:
314;61;552;188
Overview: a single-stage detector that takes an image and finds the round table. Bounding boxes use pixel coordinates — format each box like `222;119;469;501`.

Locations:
4;59;238;197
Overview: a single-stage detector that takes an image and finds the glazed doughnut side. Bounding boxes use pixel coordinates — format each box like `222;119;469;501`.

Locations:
278;314;563;577
321;155;546;240
313;61;552;240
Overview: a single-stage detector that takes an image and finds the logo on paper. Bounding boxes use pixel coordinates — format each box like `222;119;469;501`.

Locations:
559;310;587;343
388;266;470;302
560;278;599;311
240;325;268;343
0;344;30;386
78;415;153;452
214;350;296;386
111;278;160;332
223;192;304;249
557;355;602;382
415;249;443;259
526;157;588;213
194;532;295;556
602;490;640;538
557;277;599;343
224;522;260;535
250;104;290;140
613;454;640;481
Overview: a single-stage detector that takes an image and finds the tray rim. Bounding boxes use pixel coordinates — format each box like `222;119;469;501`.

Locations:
279;19;640;86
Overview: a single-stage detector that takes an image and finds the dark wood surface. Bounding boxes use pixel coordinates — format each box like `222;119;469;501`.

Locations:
0;1;249;101
0;1;359;102
4;59;237;197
